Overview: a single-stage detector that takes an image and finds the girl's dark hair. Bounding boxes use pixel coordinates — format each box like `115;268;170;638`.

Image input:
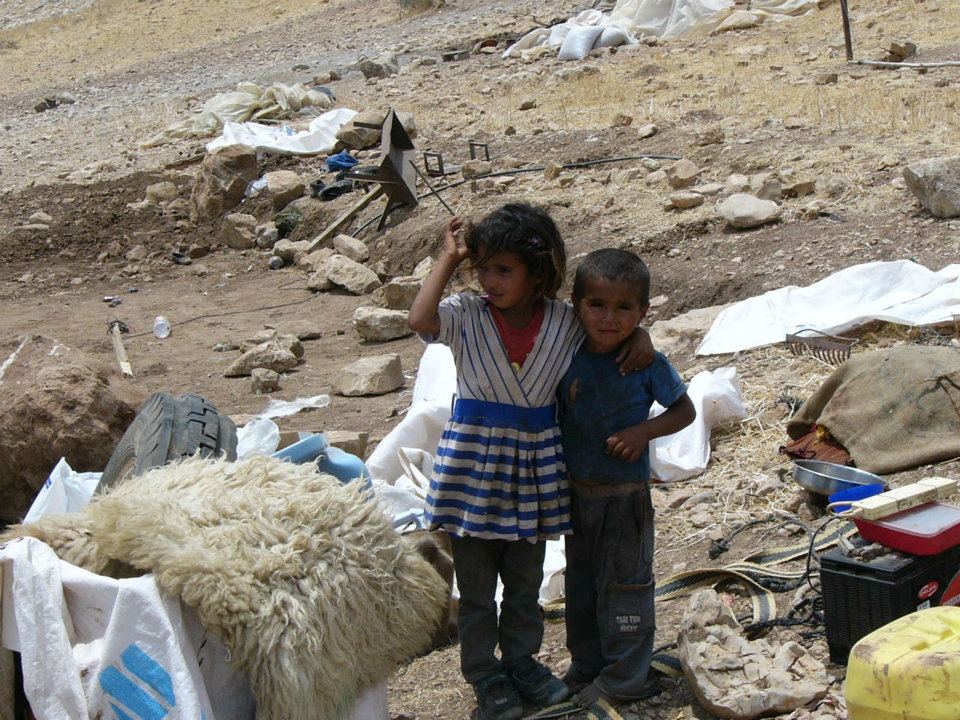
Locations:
465;203;566;299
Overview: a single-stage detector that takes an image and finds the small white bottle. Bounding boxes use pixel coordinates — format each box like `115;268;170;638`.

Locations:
153;316;171;339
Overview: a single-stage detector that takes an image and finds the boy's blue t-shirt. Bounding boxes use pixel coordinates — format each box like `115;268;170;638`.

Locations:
558;348;687;483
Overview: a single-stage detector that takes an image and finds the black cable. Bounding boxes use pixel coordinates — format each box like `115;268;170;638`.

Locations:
804;515;843;594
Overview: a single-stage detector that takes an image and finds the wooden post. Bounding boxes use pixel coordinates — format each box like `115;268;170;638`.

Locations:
110;323;133;377
305;185;385;253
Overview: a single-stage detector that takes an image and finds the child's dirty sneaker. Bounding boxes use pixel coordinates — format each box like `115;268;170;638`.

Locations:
561;665;597;695
509;659;571;707
474;671;523;720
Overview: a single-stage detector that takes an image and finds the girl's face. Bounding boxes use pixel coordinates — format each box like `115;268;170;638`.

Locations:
475;251;539;312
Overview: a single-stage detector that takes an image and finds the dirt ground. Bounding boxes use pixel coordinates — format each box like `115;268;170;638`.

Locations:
3;0;960;717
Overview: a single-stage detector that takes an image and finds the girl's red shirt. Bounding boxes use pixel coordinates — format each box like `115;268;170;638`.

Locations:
487;301;545;370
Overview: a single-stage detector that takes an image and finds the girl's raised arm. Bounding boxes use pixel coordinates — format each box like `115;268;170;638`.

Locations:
408;217;469;336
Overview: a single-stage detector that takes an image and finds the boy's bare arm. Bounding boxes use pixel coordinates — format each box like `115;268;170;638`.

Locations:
606;393;697;463
408;218;467;336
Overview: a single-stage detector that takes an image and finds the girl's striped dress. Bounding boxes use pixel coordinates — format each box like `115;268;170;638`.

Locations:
423;292;584;542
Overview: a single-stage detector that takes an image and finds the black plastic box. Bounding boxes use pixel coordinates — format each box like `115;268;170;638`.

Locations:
820;544;960;664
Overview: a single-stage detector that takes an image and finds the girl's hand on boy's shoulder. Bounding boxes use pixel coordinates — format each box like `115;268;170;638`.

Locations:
606;423;650;463
441;217;470;264
616;327;655;374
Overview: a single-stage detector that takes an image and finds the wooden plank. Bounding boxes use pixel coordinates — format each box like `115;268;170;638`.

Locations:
305;185;385;254
110;324;133;377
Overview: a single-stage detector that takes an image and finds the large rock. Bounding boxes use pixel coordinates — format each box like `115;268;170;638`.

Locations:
336;111;383;151
222;213;258;249
718;193;781;229
272;239;311;265
665;159;701;189
354;307;413;342
240;330;304;358
679;589;829;719
264;170;305;210
357;52;398;79
373;276;423;310
0;335;139;523
224;341;300;377
903;156;960;218
333;233;369;263
265;320;323;340
190;144;259;223
326;254;381;294
336;354;403;396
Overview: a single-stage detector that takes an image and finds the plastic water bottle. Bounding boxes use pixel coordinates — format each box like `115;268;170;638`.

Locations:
153;316;171;339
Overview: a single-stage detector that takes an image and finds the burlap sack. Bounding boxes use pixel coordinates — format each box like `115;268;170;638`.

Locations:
786;346;960;474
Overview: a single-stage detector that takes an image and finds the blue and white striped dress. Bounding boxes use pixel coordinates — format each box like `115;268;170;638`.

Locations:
424;292;584;542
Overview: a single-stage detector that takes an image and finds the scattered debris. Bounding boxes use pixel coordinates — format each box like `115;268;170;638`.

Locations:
679;589;829;720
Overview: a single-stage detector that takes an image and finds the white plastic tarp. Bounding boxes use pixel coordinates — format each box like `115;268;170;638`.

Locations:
207;108;357;156
505;0;820;60
697;261;960;356
23;458;101;524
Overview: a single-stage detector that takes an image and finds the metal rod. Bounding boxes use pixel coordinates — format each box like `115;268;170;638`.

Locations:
851;59;960;68
410;161;457;215
839;0;853;61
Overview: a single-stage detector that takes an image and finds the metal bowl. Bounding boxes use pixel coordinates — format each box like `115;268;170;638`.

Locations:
792;460;886;496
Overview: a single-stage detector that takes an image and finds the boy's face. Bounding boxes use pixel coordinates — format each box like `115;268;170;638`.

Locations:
574;278;649;354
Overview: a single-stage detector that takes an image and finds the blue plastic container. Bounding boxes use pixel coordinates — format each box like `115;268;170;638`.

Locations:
272;432;370;489
828;482;885;514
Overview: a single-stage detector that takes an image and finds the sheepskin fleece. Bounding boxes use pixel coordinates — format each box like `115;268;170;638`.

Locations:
2;456;447;720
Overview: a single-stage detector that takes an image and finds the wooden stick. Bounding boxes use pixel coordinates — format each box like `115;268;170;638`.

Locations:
110;323;133;377
851;59;960;68
305;185;385;253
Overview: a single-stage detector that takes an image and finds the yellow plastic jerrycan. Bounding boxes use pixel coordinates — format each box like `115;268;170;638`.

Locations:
846;606;960;720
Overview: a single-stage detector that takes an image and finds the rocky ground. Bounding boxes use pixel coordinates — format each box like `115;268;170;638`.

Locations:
2;0;960;717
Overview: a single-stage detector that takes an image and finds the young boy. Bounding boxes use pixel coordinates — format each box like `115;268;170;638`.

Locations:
558;248;696;710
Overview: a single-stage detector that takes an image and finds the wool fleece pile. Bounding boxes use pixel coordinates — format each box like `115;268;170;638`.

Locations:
1;455;448;720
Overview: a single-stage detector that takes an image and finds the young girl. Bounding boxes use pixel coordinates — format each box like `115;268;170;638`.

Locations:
408;204;651;720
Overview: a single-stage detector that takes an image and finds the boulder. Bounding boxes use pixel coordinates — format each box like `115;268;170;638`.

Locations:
224;341;300;377
326;254;381;294
333;233;369;263
264;170;305;210
669;191;705;209
301;247;335;274
354;307;413;342
903;156;960;218
222;213;258;249
373;276;423;310
718;193;781;229
462;160;493;179
357;52;398;79
336;354;404;396
336;120;382;151
272;239;311;265
679;589;829;719
750;172;783;201
0;335;139;523
665;159;701;189
724;173;750;194
251;368;281;393
256;221;280;249
190;144;259;223
240;330;303;358
637;123;658;139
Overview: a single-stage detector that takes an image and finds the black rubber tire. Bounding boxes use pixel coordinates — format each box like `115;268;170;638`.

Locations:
96;392;238;493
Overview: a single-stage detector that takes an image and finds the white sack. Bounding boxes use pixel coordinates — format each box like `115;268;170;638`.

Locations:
236;416;281;459
558;25;606;61
649;367;746;482
0;538;221;720
697;261;960;356
367;344;456;486
207;108;357;156
23;458;101;524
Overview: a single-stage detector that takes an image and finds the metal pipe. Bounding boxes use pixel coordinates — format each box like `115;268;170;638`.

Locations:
839;0;853;61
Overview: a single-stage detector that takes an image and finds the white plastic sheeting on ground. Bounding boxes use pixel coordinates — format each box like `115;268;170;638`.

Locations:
207;108;357;156
505;0;818;60
697;261;960;356
143;81;336;148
